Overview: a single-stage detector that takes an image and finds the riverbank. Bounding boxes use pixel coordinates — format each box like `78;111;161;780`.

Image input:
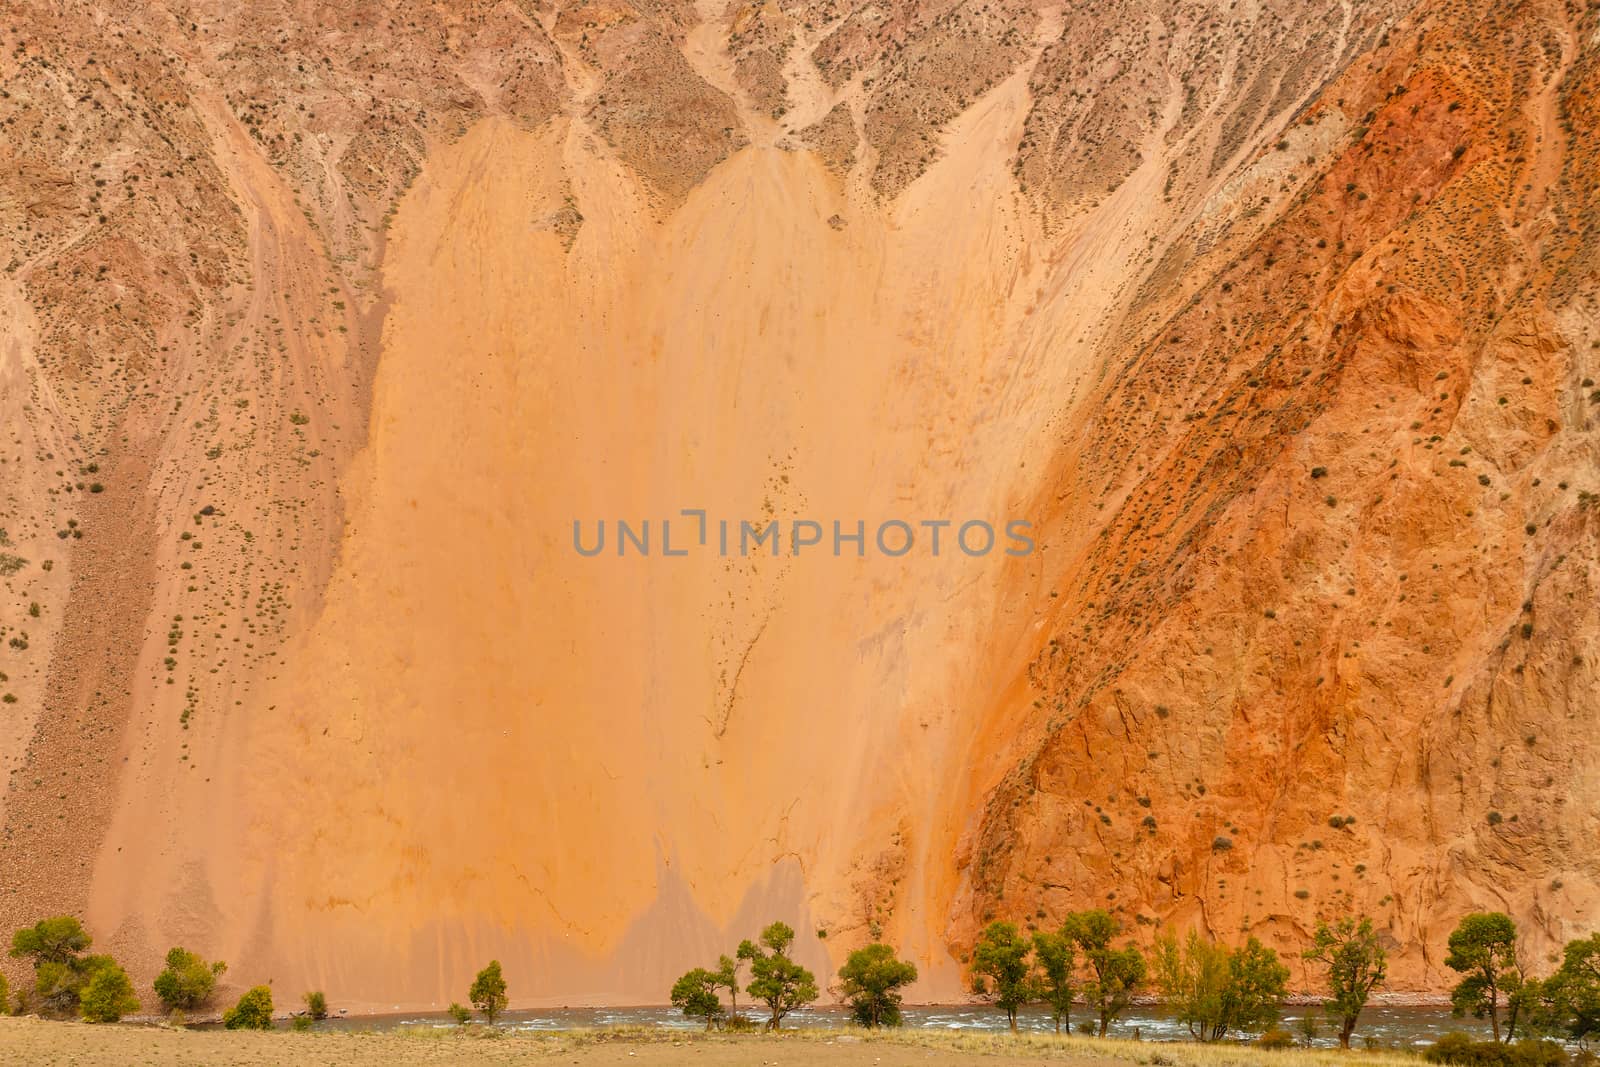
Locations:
143;1000;1474;1048
0;1020;1426;1067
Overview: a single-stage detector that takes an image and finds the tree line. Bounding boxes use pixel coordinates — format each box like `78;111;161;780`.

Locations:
977;909;1600;1050
4;916;284;1027
2;915;508;1031
671;910;1600;1054
9;906;1596;1052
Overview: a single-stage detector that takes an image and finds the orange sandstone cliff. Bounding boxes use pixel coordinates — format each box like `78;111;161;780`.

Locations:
0;0;1597;1009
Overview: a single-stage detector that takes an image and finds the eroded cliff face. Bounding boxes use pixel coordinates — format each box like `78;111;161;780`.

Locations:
0;0;1596;1009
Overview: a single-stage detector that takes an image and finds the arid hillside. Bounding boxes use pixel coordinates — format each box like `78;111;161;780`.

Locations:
0;0;1597;1010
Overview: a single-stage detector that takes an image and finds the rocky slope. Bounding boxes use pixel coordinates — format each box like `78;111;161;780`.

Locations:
0;0;1596;1009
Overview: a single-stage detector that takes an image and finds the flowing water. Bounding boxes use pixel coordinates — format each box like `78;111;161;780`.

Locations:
302;1002;1487;1049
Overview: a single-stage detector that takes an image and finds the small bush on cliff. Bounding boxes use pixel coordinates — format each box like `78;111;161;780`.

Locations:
223;985;274;1029
470;960;508;1023
153;946;227;1012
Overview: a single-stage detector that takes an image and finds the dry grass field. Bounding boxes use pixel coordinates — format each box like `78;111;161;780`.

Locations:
0;1020;1428;1067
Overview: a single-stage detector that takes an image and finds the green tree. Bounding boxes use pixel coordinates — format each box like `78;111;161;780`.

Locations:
670;968;726;1030
9;918;101;1018
1152;928;1232;1041
743;922;818;1030
304;990;329;1020
153;946;228;1012
970;921;1034;1032
10;917;91;966
223;985;274;1029
1222;936;1290;1036
1151;930;1285;1041
1032;927;1078;1034
28;961;83;1017
1304;916;1387;1048
470;960;509;1023
79;960;139;1023
712;953;744;1023
1073;910;1145;1036
1445;912;1522;1042
1540;932;1600;1044
837;943;917;1027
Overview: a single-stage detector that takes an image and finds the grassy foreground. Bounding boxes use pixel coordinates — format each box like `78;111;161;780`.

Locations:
0;1019;1424;1067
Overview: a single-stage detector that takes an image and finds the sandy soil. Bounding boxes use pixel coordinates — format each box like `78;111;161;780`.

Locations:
0;1021;1132;1067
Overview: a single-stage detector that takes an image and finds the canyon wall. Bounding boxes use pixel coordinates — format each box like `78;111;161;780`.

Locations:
0;0;1597;1008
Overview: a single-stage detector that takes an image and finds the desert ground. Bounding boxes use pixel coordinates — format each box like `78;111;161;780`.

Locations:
0;1021;1422;1067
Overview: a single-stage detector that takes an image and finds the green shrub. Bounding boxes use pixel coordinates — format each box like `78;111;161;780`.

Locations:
303;989;328;1019
1258;1027;1297;1049
153;946;228;1012
1424;1033;1569;1066
223;985;274;1030
79;961;139;1022
447;1001;472;1024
